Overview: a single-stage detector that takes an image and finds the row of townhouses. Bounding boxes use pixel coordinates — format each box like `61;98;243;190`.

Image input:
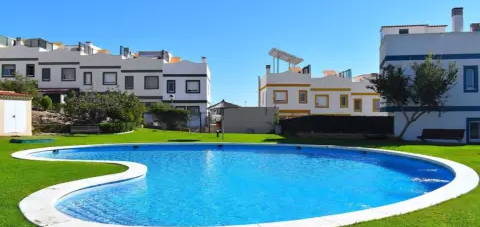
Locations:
258;48;387;118
2;7;478;143
381;7;480;143
0;36;211;128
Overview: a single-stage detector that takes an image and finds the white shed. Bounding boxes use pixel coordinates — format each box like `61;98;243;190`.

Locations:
0;91;32;136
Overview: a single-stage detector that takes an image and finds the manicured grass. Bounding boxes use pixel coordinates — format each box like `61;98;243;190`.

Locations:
0;129;478;227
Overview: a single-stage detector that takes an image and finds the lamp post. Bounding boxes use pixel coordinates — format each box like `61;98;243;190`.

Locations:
221;107;224;140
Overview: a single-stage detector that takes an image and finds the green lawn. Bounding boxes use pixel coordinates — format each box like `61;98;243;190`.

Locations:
0;129;478;227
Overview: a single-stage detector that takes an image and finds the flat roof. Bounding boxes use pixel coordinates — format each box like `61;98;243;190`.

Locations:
381;24;448;28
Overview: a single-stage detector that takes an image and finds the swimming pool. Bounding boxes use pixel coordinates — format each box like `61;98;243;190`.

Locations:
14;144;479;227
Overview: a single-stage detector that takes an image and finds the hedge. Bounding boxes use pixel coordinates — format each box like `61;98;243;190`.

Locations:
99;122;137;133
280;115;393;135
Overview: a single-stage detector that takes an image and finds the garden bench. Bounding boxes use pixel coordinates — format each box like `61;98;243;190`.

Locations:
70;125;101;134
417;129;465;142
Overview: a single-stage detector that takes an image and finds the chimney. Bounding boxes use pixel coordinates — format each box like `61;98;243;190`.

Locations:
266;65;271;74
471;23;480;32
452;7;464;32
77;42;84;52
201;56;207;63
15;37;23;46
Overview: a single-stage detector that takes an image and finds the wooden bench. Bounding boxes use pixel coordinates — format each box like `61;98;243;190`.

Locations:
70;125;101;134
417;129;465;142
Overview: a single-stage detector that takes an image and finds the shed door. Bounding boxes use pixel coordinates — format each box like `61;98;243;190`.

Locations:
4;100;27;133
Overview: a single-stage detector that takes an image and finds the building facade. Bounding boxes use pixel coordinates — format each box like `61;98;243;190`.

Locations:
380;7;480;143
0;36;211;128
258;49;387;118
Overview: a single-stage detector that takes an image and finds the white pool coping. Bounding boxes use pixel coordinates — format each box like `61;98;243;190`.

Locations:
12;143;479;227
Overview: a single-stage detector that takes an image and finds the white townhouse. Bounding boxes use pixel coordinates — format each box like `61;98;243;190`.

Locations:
0;36;211;128
380;7;480;143
258;48;387;118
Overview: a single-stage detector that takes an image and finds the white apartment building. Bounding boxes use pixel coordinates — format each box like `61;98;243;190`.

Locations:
258;48;387;118
0;36;211;128
380;7;480;143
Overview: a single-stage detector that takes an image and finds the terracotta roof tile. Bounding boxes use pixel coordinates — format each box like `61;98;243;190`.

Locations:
0;90;30;97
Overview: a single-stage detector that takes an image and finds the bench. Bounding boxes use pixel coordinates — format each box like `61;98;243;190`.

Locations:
70;125;101;134
417;129;465;142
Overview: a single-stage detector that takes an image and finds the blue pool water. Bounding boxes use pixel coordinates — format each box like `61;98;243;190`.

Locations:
34;144;454;226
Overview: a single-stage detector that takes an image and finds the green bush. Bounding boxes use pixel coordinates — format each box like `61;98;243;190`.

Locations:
64;91;145;125
149;103;189;130
52;103;65;112
99;122;136;133
40;96;53;111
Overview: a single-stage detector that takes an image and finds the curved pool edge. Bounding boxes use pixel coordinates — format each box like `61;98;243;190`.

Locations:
11;143;479;227
12;145;148;227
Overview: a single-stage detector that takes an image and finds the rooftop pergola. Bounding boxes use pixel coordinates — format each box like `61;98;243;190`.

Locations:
268;48;304;73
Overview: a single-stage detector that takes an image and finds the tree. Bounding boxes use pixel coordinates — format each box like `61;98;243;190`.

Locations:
369;56;458;139
40;95;53;111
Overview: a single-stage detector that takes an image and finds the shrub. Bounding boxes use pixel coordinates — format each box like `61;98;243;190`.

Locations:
99;122;136;133
149;103;189;130
52;103;65;112
0;74;38;95
40;96;53;111
0;74;43;109
64;91;145;125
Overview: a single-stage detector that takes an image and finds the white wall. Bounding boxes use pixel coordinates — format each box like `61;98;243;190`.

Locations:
381;31;480;142
223;107;277;133
394;111;472;143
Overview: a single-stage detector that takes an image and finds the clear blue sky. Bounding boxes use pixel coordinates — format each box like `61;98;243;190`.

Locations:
2;0;480;106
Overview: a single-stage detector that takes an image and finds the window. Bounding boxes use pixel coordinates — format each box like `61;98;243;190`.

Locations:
26;64;35;77
340;94;349;108
103;72;117;85
83;72;92;85
2;64;15;77
354;98;362;112
464;66;478;92
315;95;329;108
298;90;307;104
125;76;134;90
41;68;50;81
273;90;288;104
144;76;159;89
399;29;409;34
167;80;176;93
372;99;381;112
61;68;76;81
186;80;200;93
